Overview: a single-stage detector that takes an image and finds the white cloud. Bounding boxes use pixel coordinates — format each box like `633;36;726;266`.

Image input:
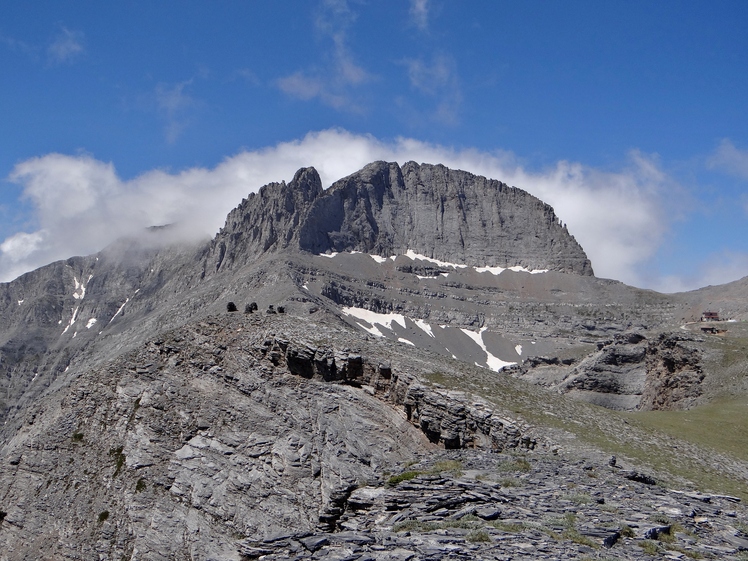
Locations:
708;139;748;181
2;129;680;288
405;55;452;94
401;54;462;124
409;0;430;31
47;27;84;64
277;0;372;111
155;80;195;143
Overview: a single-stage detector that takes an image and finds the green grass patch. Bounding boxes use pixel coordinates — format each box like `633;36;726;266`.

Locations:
639;540;661;555
466;529;491;542
432;460;463;474
490;521;525;533
562;529;597;548
563;492;592;505
423;363;748;501
387;460;464;487
386;471;420;487
620;524;635;538
497;457;531;472
499;477;524;488
633;398;748;463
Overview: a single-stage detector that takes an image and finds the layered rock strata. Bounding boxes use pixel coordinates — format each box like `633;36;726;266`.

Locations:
208;161;594;275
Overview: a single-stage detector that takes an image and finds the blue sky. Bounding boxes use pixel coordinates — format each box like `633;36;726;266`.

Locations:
1;1;747;291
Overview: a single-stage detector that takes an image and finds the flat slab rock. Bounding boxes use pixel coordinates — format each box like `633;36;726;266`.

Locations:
239;449;748;560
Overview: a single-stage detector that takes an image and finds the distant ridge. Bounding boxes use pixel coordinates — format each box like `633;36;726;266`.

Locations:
207;161;594;276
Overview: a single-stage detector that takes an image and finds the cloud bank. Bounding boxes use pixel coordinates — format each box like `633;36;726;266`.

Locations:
2;129;679;288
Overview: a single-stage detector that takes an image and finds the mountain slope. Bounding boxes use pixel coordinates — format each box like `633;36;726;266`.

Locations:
1;162;748;559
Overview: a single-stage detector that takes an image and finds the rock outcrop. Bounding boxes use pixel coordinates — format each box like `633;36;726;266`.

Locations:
510;332;706;411
208;161;594;275
3;159;748;561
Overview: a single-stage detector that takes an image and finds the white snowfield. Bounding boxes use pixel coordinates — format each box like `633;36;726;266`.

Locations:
319;250;548;275
459;327;516;371
341;306;516;372
341;307;407;338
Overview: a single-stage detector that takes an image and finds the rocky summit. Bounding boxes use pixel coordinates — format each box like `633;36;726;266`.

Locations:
1;162;747;560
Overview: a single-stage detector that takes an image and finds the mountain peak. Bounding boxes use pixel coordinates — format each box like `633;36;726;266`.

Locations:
210;161;594;276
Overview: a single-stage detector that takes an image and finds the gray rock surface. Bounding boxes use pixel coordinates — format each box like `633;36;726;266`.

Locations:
208;161;594;276
509;332;706;411
1;161;748;559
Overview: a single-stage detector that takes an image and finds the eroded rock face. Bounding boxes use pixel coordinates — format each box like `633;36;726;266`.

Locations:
259;334;537;452
207;161;594;276
641;333;705;410
0;313;539;560
510;332;705;411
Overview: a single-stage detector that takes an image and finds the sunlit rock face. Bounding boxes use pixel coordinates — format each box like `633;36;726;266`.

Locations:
208;161;594;276
2;161;745;560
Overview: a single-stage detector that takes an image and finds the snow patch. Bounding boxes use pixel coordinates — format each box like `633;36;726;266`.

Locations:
17;299;23;305
315;249;548;275
302;283;308;290
404;250;467;269
61;306;79;335
475;265;508;275
108;298;130;325
86;318;97;329
414;319;435;338
477;265;549;275
73;276;86;300
397;337;416;346
341;306;407;338
460;327;516;372
515;344;523;356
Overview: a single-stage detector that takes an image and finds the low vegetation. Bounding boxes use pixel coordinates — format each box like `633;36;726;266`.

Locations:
424;352;748;501
386;460;463;486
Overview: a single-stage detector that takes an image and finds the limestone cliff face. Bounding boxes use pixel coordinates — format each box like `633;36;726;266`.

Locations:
208;161;594;275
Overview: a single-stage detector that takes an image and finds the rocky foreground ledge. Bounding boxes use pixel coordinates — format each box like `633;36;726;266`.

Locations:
1;312;746;560
239;449;748;561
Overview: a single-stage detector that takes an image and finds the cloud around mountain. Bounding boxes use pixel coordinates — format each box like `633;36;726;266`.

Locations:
0;129;714;291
